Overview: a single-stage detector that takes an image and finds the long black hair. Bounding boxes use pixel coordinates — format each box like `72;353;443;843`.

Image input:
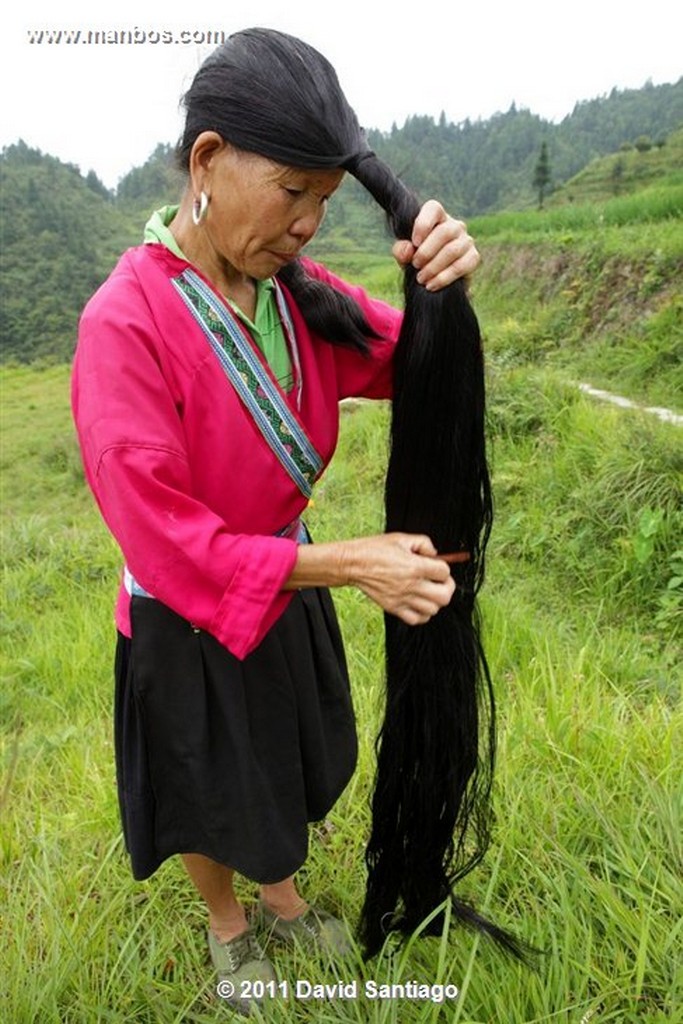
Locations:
180;27;526;961
346;154;526;959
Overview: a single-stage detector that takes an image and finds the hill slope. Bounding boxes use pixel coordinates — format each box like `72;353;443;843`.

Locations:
0;143;135;363
549;127;683;205
1;77;681;364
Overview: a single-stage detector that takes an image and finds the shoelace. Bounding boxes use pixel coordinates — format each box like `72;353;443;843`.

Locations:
299;912;321;939
222;932;262;972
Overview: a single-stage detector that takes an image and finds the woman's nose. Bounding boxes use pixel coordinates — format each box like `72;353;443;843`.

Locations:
289;206;325;244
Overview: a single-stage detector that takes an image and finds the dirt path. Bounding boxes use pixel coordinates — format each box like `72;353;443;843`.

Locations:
344;384;682;427
577;383;683;426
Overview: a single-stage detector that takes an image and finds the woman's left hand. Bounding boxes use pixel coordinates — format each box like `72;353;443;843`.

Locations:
392;200;480;290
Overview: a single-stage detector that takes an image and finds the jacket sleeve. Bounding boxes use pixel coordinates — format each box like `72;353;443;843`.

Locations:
300;258;403;400
72;283;298;660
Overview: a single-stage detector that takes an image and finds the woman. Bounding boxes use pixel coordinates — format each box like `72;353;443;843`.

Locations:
72;27;480;1014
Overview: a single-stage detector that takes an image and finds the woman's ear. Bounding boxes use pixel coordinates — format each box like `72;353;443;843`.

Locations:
188;131;225;195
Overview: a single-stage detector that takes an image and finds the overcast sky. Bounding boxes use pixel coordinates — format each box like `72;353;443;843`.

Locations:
2;0;681;189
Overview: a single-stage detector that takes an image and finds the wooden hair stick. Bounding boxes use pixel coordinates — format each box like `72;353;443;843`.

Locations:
438;551;471;564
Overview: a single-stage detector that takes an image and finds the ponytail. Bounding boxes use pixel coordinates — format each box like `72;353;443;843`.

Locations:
276;260;376;354
345;151;529;961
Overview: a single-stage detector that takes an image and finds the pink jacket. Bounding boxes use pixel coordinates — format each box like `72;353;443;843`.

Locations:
72;244;402;659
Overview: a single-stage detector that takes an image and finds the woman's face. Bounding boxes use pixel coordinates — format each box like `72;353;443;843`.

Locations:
200;143;345;280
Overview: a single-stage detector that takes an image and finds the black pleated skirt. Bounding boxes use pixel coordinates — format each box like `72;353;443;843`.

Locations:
114;588;357;883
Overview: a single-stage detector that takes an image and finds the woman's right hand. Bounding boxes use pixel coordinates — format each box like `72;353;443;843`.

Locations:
342;533;455;624
285;532;455;625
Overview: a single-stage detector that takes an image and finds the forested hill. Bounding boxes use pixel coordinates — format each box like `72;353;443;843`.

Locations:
114;77;683;216
367;78;682;213
1;77;681;363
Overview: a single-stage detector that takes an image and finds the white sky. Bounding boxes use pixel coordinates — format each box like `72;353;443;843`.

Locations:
2;0;681;189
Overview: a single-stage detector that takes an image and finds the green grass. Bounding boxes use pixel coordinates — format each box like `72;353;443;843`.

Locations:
1;358;680;1022
549;129;683;208
469;214;682;410
2;142;681;1022
310;158;683;414
469;181;683;243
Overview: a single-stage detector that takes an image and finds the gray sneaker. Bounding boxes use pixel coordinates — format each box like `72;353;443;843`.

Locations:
209;927;276;1016
255;901;353;957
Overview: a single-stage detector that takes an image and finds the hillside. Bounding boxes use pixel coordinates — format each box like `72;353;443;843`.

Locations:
0;143;136;363
469;188;682;412
549;127;683;206
112;78;683;224
316;174;682;414
312;77;683;245
0;77;681;365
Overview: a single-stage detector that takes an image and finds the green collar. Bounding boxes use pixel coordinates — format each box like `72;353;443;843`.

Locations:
143;205;291;389
143;204;186;259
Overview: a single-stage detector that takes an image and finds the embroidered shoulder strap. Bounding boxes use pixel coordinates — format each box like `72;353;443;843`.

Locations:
171;268;323;499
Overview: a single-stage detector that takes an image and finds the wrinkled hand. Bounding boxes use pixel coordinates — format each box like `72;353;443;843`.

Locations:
392;200;480;290
343;532;455;625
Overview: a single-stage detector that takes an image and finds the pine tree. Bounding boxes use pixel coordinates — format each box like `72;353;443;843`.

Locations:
533;141;551;209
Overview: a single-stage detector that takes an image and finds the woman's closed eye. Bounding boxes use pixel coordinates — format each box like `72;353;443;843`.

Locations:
284;187;331;206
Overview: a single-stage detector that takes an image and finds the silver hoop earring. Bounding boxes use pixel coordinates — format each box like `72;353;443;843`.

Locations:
192;190;209;226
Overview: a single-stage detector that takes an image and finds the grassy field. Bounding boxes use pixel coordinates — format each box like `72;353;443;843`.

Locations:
1;340;680;1023
1;162;681;1021
548;129;683;209
470;172;682;416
